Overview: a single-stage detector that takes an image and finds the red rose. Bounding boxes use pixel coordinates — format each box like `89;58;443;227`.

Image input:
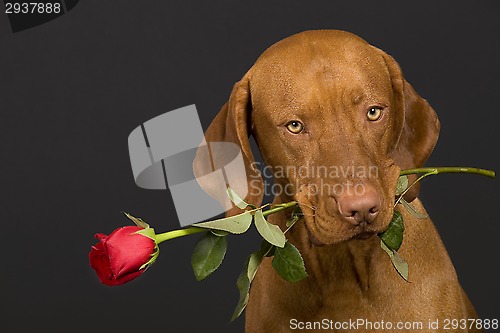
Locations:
89;226;158;286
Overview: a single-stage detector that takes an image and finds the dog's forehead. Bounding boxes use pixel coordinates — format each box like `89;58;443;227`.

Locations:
250;31;392;111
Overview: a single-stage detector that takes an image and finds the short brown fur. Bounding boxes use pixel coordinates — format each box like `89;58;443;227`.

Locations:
195;30;480;333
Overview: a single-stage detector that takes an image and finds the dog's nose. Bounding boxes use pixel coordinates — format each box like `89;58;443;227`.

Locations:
336;186;380;225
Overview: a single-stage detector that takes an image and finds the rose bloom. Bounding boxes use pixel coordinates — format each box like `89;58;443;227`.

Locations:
89;226;156;286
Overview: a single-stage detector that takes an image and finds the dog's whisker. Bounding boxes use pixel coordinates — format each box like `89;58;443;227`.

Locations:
298;202;316;211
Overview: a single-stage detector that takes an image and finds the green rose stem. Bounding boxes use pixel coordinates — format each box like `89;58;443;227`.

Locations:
395;167;495;206
399;167;495;178
154;201;299;244
154;167;494;245
155;228;206;244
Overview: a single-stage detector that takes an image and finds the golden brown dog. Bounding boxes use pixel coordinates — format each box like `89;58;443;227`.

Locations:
196;30;480;332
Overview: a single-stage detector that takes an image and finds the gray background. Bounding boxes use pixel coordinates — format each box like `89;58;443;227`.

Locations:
1;1;498;332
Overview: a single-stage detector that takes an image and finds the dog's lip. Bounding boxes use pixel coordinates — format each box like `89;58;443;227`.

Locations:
306;226;327;246
306;224;377;245
353;230;377;240
305;213;384;245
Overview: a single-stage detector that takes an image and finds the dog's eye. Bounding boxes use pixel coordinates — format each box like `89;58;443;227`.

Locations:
367;107;382;121
286;120;304;134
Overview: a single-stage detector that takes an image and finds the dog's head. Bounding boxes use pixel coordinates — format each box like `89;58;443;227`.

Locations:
194;30;439;245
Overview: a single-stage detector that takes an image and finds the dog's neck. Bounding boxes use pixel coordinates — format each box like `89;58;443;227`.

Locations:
294;223;378;293
269;195;381;295
313;236;378;291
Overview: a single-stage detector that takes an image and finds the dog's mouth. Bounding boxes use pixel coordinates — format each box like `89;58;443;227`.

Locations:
306;227;325;246
294;165;401;247
353;230;378;240
295;186;395;247
303;212;384;246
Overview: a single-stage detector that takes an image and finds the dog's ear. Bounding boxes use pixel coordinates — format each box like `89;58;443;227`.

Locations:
193;76;264;217
380;50;441;201
396;82;441;170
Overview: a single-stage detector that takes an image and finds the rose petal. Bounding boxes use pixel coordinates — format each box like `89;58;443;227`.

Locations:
89;226;156;286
